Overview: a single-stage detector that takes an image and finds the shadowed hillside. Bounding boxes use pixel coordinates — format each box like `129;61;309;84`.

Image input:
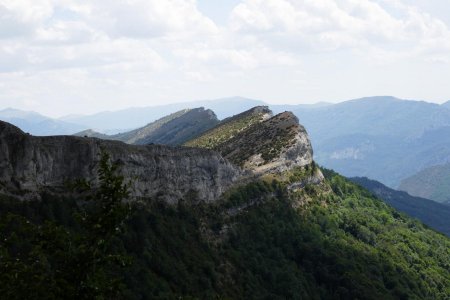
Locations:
76;107;219;146
350;176;450;236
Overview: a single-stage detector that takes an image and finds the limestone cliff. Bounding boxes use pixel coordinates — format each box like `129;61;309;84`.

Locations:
0;106;322;203
0;121;240;202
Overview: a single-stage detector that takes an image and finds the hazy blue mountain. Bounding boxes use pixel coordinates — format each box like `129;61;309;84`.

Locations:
0;108;86;136
350;176;450;237
441;100;450;109
271;96;450;187
272;96;450;140
75;108;219;146
270;102;332;113
64;97;265;131
399;163;450;204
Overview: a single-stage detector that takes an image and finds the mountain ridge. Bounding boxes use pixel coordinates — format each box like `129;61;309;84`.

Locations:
75;107;219;146
63;96;266;131
0;105;319;202
185;107;319;180
0;108;87;136
0;120;240;203
5;95;450;188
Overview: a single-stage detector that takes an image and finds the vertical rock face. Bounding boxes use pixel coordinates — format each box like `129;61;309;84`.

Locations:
0;106;322;203
0;121;241;202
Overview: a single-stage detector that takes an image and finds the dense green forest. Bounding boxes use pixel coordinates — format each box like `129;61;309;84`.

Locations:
350;176;450;236
0;158;449;299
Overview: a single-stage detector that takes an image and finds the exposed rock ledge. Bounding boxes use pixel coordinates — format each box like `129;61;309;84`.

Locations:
0;121;241;203
0;107;323;203
219;111;314;175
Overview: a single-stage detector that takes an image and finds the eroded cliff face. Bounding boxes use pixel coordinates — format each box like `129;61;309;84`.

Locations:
219;112;314;175
0;121;241;202
0;106;323;203
184;107;324;187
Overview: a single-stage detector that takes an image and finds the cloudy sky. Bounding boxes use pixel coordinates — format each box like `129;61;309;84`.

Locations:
0;0;449;117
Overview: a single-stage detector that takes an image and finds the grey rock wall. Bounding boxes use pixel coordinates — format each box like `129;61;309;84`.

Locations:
0;106;321;204
0;121;241;202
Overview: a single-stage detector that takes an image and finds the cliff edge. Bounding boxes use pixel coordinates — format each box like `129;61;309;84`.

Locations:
0;121;240;203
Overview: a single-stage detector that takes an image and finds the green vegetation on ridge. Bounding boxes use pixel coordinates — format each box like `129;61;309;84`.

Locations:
1;157;449;299
219;112;300;167
351;176;450;236
184;106;271;149
185;108;305;170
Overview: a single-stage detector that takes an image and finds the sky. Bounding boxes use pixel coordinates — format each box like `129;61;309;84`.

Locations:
0;0;449;117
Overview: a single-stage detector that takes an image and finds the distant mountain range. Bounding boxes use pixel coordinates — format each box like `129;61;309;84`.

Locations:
350;177;450;237
63;97;265;131
271;96;450;187
3;95;450;193
0;108;87;136
441;100;450;110
75;108;219;146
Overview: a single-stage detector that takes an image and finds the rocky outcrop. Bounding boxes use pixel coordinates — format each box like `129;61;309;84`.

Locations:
186;108;316;174
0;106;322;203
219;111;314;175
0;121;240;203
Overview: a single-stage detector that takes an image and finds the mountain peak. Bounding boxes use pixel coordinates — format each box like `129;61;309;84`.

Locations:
218;110;313;174
185;107;316;177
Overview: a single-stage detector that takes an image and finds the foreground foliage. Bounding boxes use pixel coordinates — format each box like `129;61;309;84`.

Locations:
0;165;449;299
0;152;131;299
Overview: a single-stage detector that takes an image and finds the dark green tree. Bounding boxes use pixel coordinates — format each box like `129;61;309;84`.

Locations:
0;151;132;299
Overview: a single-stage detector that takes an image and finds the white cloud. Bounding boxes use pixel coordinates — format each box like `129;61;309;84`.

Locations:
175;45;298;70
79;0;219;39
230;0;450;58
0;0;449;116
0;0;54;38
